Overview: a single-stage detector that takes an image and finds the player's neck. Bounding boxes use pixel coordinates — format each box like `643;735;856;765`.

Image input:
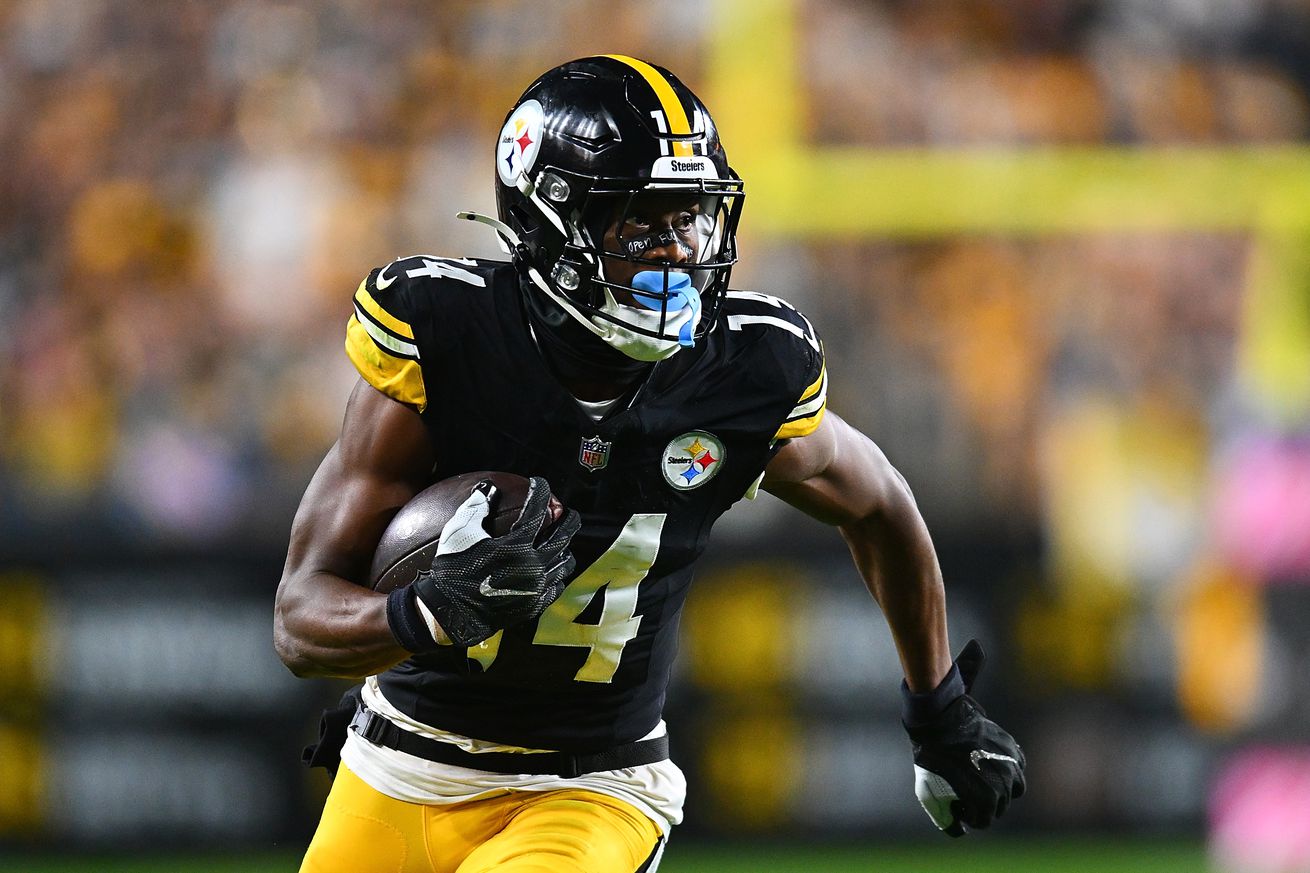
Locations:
522;287;652;402
562;375;631;403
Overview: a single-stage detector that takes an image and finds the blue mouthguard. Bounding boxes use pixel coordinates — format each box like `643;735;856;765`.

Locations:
630;271;700;348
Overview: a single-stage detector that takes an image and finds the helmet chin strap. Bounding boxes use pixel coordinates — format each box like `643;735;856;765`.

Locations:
522;287;652;385
459;210;605;336
457;211;519;255
457;210;691;362
458;210;666;381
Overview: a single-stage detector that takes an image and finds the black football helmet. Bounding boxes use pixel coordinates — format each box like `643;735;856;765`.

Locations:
468;55;744;361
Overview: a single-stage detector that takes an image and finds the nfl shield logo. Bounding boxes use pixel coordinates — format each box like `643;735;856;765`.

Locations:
578;435;612;472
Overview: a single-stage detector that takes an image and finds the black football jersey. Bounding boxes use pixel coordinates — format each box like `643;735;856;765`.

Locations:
345;256;827;752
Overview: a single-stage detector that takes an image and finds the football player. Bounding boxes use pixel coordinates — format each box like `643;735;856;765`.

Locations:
274;55;1025;873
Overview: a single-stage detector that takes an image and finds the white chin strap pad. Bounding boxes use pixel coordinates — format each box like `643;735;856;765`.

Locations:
591;288;697;361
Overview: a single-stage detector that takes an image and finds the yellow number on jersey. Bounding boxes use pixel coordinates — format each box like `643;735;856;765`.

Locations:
465;513;666;683
533;513;666;683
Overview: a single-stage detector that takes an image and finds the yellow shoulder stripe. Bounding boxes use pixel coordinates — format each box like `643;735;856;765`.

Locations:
775;357;828;440
345;316;427;412
602;54;694;157
354;280;414;340
798;361;826;402
775;406;826;440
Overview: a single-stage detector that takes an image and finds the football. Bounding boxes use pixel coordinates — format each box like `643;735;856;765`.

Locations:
368;471;564;594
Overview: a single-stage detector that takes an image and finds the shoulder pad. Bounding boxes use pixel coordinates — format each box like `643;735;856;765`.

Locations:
344;256;498;414
374;255;490;294
344;257;433;413
353;255;494;344
721;290;827;440
722;290;821;354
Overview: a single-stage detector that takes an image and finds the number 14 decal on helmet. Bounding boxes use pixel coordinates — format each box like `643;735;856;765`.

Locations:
646;107;711;158
468;514;666;683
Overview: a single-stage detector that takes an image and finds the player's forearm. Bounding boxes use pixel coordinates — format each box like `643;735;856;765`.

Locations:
274;571;410;678
838;478;952;693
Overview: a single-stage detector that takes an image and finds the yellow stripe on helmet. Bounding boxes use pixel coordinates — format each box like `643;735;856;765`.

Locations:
602;54;695;157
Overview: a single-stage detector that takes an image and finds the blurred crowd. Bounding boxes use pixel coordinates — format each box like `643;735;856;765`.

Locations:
2;0;1308;547
807;0;1310;145
1;0;1307;546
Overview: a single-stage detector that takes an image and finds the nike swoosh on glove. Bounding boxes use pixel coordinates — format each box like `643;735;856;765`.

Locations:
902;640;1026;837
387;477;581;650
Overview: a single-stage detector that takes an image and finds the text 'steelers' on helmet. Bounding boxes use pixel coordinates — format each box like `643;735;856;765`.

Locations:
486;55;745;362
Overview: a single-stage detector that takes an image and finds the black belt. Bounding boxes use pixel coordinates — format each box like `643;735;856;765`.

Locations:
349;705;670;779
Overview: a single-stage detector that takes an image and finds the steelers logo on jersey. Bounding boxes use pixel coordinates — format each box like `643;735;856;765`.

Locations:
496;98;545;187
661;431;725;490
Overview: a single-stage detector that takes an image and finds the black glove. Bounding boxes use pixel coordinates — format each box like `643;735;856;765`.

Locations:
387;477;581;649
901;639;1026;836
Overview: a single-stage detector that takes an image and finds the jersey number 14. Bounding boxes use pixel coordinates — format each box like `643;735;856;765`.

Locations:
468;514;666;683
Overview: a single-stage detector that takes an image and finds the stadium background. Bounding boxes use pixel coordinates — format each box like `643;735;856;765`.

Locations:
2;0;1309;870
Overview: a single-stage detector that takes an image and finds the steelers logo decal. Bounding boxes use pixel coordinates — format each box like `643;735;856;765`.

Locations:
661;431;725;490
496;99;544;187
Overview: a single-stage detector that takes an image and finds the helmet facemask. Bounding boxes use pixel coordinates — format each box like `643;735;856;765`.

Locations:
540;177;744;361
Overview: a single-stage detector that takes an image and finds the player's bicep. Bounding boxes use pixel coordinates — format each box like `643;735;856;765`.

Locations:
274;382;431;675
283;380;435;586
762;410;899;526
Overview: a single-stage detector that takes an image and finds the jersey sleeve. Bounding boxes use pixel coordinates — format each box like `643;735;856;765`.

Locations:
756;296;826;441
774;345;826;439
721;289;829;441
344;264;428;412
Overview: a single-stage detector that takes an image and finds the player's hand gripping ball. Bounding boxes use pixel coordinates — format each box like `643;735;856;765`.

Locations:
901;640;1026;837
375;472;580;650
